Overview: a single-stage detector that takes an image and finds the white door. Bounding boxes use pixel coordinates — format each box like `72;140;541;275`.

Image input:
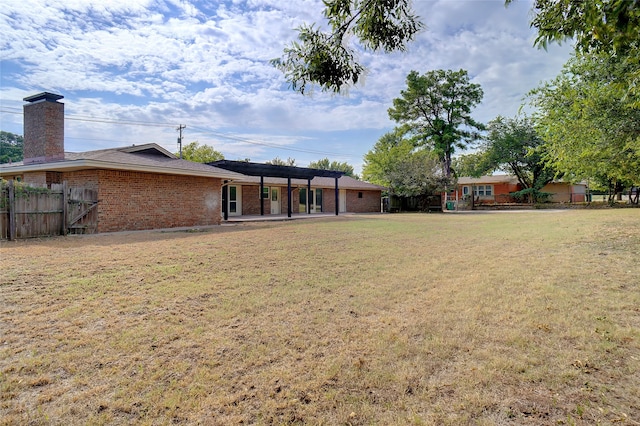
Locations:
339;190;347;213
228;185;242;216
270;187;280;214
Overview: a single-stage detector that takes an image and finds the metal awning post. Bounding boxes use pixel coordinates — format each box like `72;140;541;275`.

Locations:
287;177;292;218
335;177;339;216
307;179;311;214
222;181;228;221
260;176;264;216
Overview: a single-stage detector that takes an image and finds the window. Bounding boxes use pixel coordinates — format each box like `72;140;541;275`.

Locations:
473;185;493;197
463;186;469;196
262;187;269;199
315;188;323;211
229;186;238;213
358;192;363;198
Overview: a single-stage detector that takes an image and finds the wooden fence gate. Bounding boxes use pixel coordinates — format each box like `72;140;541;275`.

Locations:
0;181;98;240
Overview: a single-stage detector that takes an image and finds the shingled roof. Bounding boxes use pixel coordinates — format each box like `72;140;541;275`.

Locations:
0;143;245;180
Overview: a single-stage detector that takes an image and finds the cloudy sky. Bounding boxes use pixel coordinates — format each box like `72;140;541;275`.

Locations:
0;0;572;174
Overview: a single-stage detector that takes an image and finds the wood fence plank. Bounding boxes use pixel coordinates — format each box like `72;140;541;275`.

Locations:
0;181;96;239
62;181;68;236
8;180;16;241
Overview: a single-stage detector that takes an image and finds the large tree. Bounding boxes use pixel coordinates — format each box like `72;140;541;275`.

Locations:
512;0;640;106
387;69;484;179
479;115;556;202
0;131;24;164
274;1;638;96
362;130;414;187
508;0;640;53
308;158;358;179
529;52;640;202
271;0;423;94
178;142;224;163
362;130;447;198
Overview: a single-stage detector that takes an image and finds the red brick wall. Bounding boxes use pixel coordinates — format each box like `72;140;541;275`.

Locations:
22;171;48;187
241;185;275;215
60;170;221;232
237;184;380;215
64;170;100;189
323;188;381;213
95;170;222;232
240;185;304;215
345;190;382;212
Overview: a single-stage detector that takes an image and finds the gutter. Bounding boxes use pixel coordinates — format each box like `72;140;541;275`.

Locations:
0;159;244;181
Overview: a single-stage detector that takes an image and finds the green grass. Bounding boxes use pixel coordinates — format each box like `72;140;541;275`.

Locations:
1;210;639;425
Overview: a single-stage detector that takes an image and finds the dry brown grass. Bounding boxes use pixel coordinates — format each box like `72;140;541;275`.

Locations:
1;210;639;425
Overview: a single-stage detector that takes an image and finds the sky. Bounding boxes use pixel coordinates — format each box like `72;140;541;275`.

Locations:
0;0;573;175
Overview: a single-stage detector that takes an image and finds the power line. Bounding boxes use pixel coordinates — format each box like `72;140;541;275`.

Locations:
188;125;360;159
0;108;364;160
0;108;176;128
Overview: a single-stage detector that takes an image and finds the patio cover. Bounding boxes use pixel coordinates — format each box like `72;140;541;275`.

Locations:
209;160;344;218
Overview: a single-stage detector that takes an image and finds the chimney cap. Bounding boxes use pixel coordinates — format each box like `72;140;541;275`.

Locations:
23;92;64;103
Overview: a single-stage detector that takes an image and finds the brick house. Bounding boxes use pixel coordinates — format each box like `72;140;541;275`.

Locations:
219;173;384;217
456;175;522;206
0;92;384;233
0;92;243;232
448;175;588;209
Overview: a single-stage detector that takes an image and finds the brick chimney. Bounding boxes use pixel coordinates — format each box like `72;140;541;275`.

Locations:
23;92;65;164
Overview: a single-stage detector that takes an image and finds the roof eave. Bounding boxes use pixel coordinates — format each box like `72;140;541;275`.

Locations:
0;160;243;180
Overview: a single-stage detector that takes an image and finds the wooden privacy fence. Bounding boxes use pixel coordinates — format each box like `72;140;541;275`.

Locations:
0;181;98;240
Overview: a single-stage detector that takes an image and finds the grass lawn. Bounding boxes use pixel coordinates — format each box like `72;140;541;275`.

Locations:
1;210;639;425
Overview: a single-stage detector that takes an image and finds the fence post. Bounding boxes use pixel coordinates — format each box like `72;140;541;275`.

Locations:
62;181;68;236
8;180;16;241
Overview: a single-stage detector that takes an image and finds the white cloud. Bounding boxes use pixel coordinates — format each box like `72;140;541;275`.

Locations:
0;0;573;174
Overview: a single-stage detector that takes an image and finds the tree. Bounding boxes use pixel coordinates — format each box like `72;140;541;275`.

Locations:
387;69;484;179
529;52;640;203
479;115;556;202
178;142;224;163
0;131;24;164
271;0;423;94
385;149;448;198
308;157;358;179
274;1;638;96
362;130;448;197
362;130;413;187
266;156;297;166
507;0;640;53
451;152;488;178
507;0;640;105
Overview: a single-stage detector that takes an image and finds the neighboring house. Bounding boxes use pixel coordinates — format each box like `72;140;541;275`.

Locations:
541;181;587;202
448;176;588;209
0;92;384;234
453;176;522;207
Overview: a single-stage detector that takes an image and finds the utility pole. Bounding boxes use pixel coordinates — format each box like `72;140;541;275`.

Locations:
177;124;186;159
